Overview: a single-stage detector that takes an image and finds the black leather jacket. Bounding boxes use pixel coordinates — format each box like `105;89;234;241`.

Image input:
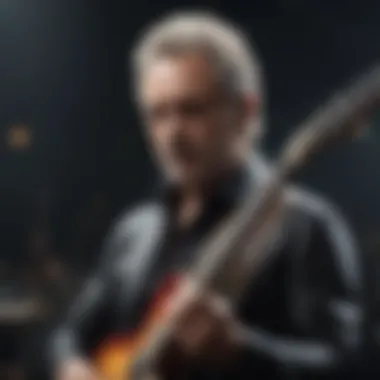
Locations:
50;162;365;379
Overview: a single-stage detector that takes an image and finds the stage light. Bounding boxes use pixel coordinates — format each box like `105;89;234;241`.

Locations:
6;123;32;151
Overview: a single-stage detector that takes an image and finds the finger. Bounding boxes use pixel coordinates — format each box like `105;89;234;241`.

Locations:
206;293;232;320
175;295;231;346
167;279;207;326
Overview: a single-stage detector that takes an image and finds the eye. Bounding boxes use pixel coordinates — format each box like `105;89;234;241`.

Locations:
180;100;209;118
145;104;169;124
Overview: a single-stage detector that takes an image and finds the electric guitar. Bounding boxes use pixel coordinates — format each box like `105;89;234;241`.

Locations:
92;64;380;380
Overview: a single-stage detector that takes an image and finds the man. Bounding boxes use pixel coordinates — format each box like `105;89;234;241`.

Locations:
51;11;365;380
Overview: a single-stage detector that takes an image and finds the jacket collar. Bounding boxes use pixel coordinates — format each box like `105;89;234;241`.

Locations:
155;153;270;209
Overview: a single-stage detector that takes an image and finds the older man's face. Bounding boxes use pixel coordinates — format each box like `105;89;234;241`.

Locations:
138;53;249;187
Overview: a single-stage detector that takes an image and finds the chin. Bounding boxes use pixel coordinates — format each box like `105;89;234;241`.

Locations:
167;167;204;188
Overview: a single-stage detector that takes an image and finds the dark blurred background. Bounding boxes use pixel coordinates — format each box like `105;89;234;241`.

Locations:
0;0;380;378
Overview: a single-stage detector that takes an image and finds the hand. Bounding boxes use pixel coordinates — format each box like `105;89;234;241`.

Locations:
166;278;242;366
56;358;99;380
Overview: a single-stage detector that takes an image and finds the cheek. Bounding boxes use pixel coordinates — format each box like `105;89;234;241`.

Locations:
205;118;235;146
145;132;167;163
146;124;168;150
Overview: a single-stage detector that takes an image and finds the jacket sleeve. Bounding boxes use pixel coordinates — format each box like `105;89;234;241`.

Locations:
48;219;129;371
236;201;366;376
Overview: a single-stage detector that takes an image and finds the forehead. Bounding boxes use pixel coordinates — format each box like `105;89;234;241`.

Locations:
138;53;219;105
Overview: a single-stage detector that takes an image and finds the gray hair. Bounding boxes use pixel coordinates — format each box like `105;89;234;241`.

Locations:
131;10;265;139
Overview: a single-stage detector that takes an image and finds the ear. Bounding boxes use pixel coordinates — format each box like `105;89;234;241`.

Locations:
235;93;260;135
243;93;260;119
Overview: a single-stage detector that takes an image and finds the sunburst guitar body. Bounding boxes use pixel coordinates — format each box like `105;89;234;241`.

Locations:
92;274;181;380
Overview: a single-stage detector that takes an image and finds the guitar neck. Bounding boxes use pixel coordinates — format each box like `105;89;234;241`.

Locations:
190;172;286;302
129;63;379;379
189;63;380;302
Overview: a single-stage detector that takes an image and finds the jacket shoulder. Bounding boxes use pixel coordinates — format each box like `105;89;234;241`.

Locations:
285;185;348;229
98;199;165;263
109;199;164;237
285;184;357;253
285;185;361;290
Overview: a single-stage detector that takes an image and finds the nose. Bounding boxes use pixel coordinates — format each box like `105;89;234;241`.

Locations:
165;110;188;138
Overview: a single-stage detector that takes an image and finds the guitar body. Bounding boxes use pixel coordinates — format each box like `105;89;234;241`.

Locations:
92;274;181;380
